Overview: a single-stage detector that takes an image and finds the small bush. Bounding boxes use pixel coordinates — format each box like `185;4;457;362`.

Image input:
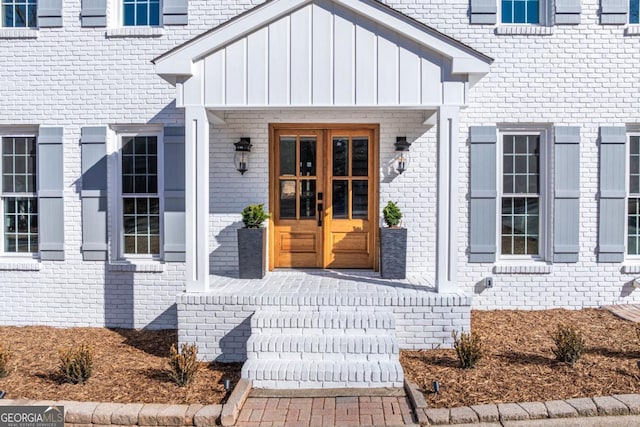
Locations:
452;330;483;369
59;343;93;384
0;345;12;378
241;204;270;228
168;343;200;387
551;325;585;366
382;201;402;227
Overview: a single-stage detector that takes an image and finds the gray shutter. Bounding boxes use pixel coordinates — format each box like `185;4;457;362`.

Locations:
163;126;185;262
37;0;63;27
598;126;626;262
469;126;497;262
601;0;628;24
38;127;65;261
81;127;108;261
470;0;497;24
555;0;581;24
162;0;188;25
553;127;580;262
81;0;107;27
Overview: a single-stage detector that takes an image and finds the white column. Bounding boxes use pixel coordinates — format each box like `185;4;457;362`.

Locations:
436;105;460;293
185;106;210;292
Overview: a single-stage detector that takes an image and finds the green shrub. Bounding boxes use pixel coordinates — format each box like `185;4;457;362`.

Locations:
551;325;585;366
452;330;483;369
168;343;200;387
0;345;12;378
382;201;402;227
241;204;270;228
59;344;93;384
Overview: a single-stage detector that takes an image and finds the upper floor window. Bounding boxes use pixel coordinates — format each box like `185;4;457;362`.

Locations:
120;135;160;256
500;133;543;257
631;0;640;24
2;136;38;254
2;0;36;28
123;0;159;26
501;0;539;24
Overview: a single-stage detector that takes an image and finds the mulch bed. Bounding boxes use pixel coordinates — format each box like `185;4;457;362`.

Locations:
402;308;640;408
0;327;241;405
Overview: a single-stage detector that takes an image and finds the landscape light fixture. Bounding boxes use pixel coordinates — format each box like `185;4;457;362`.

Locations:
394;136;411;174
234;137;252;175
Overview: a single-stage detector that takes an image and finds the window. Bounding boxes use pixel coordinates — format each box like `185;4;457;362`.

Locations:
122;0;159;26
2;136;37;254
120;135;160;256
501;0;540;24
2;0;36;28
629;136;640;255
500;133;543;257
631;0;640;24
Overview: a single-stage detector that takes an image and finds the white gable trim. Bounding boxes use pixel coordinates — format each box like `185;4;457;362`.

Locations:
154;0;491;80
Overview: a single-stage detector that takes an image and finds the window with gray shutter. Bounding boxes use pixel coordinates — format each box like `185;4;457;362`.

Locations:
81;0;107;27
598;126;626;262
555;0;581;24
553;127;580;262
470;0;497;24
37;127;65;260
601;0;628;24
37;0;63;27
162;0;188;25
163;126;185;261
469;126;497;262
81;126;108;261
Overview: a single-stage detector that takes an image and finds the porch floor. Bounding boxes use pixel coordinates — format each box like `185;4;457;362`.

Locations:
208;269;439;298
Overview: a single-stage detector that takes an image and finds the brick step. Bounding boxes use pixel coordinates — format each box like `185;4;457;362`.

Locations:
241;359;404;389
251;308;395;332
246;334;398;359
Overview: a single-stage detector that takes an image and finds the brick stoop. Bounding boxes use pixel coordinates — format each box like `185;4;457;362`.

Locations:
242;307;404;389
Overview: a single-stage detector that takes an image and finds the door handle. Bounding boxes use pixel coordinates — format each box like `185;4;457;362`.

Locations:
317;203;323;226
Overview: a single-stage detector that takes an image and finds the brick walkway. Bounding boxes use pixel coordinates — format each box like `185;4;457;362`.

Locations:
235;396;417;426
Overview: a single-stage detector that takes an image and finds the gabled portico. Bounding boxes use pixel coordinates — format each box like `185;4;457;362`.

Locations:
153;0;492;294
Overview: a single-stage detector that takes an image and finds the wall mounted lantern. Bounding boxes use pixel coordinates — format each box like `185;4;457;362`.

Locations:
394;136;411;174
234;137;252;175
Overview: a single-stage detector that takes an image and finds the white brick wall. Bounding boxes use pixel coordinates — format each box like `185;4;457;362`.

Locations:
1;0;639;329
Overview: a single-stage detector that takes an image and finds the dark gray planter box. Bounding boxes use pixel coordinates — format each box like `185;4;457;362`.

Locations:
237;228;266;279
380;227;407;279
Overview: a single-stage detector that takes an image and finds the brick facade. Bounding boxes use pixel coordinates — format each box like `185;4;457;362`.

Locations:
1;0;639;333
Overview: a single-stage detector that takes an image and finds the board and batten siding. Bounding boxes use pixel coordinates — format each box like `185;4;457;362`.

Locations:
201;2;459;108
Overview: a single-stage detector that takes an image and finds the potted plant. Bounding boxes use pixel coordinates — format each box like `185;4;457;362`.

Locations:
380;201;407;279
237;204;270;279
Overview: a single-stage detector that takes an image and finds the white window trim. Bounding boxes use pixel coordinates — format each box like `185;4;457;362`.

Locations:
626;132;640;260
0;130;39;260
109;127;164;262
498;0;551;26
0;0;38;30
109;0;162;28
496;126;551;262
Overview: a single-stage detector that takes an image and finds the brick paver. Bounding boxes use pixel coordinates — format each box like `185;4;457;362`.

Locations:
235;396;416;426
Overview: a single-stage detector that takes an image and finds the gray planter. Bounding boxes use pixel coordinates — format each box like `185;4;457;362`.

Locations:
237;228;266;279
380;227;407;279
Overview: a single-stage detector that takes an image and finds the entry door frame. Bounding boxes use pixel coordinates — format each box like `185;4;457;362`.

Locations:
268;123;380;271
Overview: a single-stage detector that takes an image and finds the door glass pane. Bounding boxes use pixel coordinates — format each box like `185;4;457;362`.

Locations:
280;137;296;176
300;180;316;219
300;137;316;176
332;180;348;219
333;138;348;176
352;138;368;176
352;181;368;219
280;180;296;218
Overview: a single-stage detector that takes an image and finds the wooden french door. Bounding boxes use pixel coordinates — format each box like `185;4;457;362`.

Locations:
269;124;378;270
